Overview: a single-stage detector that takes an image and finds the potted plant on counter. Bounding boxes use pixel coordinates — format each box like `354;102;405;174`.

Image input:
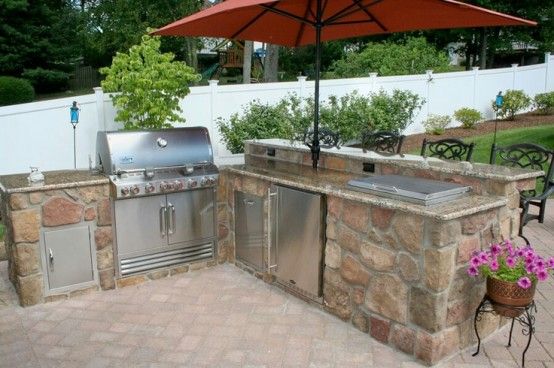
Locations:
467;240;554;317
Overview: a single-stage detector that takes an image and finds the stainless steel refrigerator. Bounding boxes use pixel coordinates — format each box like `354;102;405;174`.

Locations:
269;185;325;299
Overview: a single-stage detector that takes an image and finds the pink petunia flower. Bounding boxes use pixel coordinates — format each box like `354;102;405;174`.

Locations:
479;252;489;263
535;259;545;269
490;243;502;256
549;257;554;269
517;277;532;289
506;257;516;268
490;259;499;271
517;249;525;257
536;269;549;282
467;266;479;277
470;256;481;267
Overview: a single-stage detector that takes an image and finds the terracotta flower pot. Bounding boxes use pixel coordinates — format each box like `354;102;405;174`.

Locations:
486;277;536;317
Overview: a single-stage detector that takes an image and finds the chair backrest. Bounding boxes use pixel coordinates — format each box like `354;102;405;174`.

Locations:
420;138;475;161
489;143;554;195
361;130;405;154
302;127;340;149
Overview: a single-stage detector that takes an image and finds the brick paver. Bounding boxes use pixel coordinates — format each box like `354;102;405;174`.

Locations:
0;203;553;367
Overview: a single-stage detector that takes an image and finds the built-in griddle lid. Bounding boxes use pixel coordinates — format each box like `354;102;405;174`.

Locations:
96;127;213;174
347;175;471;206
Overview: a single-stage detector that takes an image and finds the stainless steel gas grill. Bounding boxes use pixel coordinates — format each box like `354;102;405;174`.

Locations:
96;127;218;276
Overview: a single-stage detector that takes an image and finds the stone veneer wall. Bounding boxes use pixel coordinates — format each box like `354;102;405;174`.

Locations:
323;196;506;365
1;185;113;306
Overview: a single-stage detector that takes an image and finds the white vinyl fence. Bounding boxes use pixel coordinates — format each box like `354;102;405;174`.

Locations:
1;53;553;175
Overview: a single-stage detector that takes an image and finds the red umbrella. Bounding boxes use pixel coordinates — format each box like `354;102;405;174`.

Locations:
154;0;535;168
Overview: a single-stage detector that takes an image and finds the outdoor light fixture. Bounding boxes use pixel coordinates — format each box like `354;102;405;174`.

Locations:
492;91;504;150
70;101;80;169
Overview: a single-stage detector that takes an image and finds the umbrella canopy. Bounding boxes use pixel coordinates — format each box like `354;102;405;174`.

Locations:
154;0;535;168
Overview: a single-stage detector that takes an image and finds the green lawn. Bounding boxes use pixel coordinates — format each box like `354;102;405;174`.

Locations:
465;124;554;164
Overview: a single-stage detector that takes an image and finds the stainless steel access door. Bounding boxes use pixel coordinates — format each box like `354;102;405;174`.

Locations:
271;185;324;297
167;188;215;246
235;191;264;270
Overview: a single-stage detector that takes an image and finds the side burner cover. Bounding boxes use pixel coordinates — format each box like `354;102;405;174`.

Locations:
347;175;470;206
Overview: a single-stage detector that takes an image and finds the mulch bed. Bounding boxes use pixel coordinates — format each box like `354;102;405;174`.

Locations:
401;113;554;153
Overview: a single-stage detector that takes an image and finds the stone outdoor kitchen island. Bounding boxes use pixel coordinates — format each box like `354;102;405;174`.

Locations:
219;139;543;366
0;139;543;366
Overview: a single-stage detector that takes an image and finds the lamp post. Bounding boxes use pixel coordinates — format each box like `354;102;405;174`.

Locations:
492;91;504;151
70;101;80;169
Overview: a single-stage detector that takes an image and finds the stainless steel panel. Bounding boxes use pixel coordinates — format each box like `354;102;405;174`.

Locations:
96;127;214;175
167;189;215;245
272;185;324;297
115;195;167;256
235;191;264;270
43;226;94;290
347;175;470;206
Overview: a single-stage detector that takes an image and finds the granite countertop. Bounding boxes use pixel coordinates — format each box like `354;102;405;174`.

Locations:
0;170;109;194
247;139;543;182
225;162;507;221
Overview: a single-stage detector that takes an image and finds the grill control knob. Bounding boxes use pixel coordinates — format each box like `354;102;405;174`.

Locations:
120;187;130;196
145;183;155;193
208;177;217;185
159;181;169;191
200;177;209;186
131;185;140;195
187;179;198;188
173;180;184;190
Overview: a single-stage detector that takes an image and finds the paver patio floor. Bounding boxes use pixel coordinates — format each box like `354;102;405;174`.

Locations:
0;203;553;368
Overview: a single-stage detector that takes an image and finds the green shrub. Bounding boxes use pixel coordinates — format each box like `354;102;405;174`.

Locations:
493;90;532;120
22;68;69;93
366;89;425;132
453;107;482;129
0;76;35;106
217;96;307;154
423;114;451;135
101;33;200;130
533;92;554;115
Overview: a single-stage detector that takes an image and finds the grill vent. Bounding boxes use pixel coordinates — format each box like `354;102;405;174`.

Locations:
120;243;214;276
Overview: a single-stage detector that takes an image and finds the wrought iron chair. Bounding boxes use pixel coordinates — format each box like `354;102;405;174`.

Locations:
420;138;475;161
490;143;554;244
360;130;405;154
302;127;341;149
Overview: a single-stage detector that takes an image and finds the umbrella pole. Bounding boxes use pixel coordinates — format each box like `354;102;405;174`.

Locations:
312;0;322;169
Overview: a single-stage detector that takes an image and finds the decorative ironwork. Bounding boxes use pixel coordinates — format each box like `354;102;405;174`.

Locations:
303;127;341;149
490;143;554;244
361;130;405;154
420;138;475;161
473;295;537;368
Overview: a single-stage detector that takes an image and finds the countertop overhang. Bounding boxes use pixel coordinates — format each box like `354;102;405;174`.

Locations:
0;170;108;194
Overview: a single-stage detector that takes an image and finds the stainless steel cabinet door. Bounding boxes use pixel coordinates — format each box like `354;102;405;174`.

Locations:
43;226;94;290
115;195;167;255
235;191;264;269
273;185;324;297
167;189;215;245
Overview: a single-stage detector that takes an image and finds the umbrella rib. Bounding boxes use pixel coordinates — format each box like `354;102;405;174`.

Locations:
259;4;316;26
351;0;388;32
295;0;316;47
324;0;382;25
230;6;273;39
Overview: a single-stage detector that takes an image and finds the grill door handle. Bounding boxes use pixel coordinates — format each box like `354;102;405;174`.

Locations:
267;188;278;272
168;202;175;235
48;248;54;271
160;205;167;237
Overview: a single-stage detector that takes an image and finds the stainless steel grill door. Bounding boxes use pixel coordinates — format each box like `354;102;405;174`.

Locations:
167;189;215;245
115;195;167;255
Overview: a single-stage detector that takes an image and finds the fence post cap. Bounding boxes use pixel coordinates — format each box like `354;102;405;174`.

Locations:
208;80;219;86
297;75;308;82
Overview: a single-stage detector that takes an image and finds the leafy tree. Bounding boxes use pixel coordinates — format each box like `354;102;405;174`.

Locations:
0;0;79;77
100;34;200;130
326;37;452;78
82;0;203;68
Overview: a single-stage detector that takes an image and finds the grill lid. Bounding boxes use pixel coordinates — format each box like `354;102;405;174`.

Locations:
347;175;470;206
96;127;214;175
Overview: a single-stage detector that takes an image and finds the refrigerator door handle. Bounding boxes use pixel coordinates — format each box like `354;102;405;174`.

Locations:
267;188;278;272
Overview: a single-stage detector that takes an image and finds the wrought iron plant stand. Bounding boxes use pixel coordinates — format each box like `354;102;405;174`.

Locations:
472;295;537;367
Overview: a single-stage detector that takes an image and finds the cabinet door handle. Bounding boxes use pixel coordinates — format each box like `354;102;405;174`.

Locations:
168;202;175;235
243;199;255;206
160;205;167;237
267;188;278;272
48;248;54;271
